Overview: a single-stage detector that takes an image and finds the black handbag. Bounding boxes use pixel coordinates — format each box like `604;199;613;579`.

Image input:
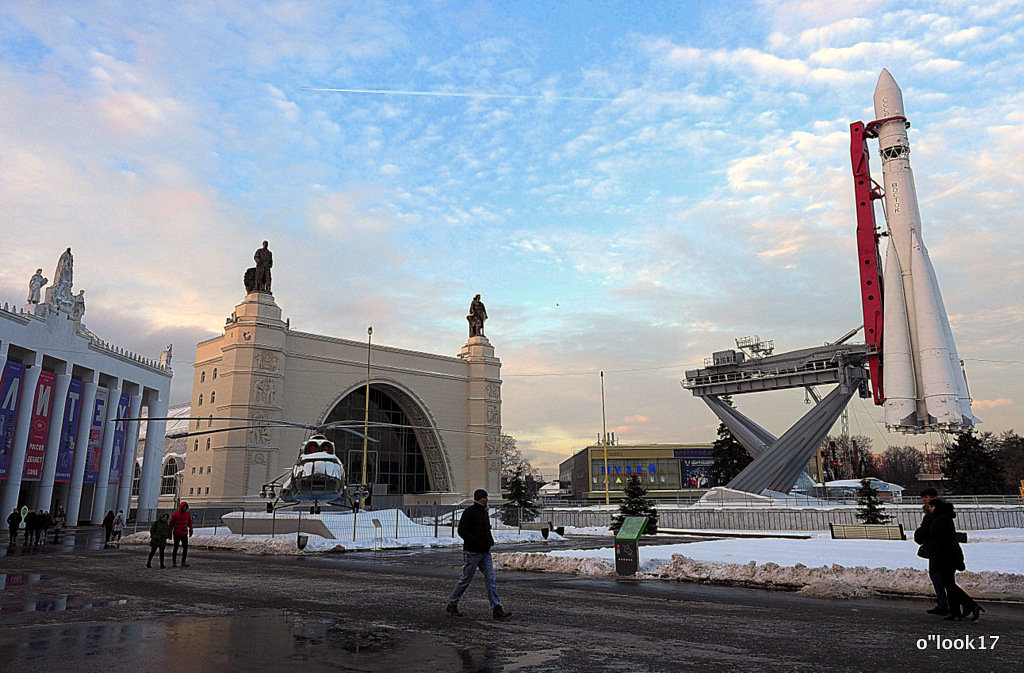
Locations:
916;544;931;559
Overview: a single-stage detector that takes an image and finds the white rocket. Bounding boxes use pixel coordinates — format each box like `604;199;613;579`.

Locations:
873;69;976;433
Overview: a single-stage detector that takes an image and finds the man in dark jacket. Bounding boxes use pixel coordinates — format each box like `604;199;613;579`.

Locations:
913;488;948;615
168;501;194;567
6;508;21;546
23;510;36;546
446;489;511;620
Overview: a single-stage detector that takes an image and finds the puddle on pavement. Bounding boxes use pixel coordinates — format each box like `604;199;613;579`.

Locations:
0;608;555;672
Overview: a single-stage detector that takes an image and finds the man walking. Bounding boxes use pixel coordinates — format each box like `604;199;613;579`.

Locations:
169;501;194;567
914;488;948;615
6;508;21;546
446;489;511;620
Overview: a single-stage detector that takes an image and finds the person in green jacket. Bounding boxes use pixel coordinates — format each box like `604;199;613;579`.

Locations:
147;513;171;568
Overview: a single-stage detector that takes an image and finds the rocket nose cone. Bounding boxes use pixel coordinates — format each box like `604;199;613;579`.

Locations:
873;68;905;119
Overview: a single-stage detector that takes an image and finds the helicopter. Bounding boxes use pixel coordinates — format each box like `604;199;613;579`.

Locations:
122;414;379;514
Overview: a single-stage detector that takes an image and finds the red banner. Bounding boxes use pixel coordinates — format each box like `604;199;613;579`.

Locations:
22;370;55;481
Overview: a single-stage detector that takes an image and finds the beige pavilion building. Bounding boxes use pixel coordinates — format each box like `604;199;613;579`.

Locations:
178;275;502;509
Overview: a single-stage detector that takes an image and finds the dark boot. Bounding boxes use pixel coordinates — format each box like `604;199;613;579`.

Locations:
492;606;512;620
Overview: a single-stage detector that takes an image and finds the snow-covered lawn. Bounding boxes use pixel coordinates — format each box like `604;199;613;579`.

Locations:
495;528;1024;600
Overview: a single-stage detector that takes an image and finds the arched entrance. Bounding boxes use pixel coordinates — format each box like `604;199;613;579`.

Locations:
322;383;450;496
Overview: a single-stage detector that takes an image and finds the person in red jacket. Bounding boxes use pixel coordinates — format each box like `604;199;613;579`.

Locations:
168;501;194;567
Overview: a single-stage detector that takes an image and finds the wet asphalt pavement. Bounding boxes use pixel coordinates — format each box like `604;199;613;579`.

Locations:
0;528;1020;672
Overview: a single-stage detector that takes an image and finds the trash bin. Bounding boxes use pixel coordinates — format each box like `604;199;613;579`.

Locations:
614;516;649;576
297;534;309;550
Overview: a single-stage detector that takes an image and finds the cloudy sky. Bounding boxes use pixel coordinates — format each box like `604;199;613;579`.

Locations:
2;1;1022;475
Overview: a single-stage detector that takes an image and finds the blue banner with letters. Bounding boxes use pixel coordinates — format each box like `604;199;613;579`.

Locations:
83;388;108;485
107;392;131;485
0;361;26;480
54;379;83;483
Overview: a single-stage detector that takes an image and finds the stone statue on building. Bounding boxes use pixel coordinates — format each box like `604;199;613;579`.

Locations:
159;344;173;370
27;269;48;305
254;241;273;293
467;294;487;337
72;290;86;323
45;247;75;313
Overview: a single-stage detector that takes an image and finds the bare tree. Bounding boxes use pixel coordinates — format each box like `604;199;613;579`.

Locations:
879;445;924;487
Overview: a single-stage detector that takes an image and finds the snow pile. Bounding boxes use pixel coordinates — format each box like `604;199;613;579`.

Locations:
797;580;877;598
496;552;614;576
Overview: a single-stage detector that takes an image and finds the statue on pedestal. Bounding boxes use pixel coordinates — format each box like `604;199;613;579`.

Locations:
244;241;273;294
27;269;48;305
46;247;75;313
467;294;487;337
72;290;86;323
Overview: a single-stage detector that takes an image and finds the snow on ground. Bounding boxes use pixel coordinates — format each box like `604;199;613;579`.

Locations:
121;508;558;554
495;528;1024;600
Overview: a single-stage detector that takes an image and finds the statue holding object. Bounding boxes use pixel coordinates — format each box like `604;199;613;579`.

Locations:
468;294;487;338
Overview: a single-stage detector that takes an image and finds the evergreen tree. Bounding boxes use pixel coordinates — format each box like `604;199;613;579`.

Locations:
609;475;659;535
944;430;1006;495
710;397;752;486
499;467;539;526
855;478;893;524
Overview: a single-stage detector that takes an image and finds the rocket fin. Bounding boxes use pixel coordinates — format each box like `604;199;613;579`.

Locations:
909;230;972;428
881;238;918;429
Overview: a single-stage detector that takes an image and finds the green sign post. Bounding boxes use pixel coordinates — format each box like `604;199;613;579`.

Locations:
614;516;648;576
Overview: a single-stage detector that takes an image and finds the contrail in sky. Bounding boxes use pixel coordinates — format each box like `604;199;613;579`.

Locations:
302;87;616;102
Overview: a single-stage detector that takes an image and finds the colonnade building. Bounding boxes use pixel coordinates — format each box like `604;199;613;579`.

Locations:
0;250;172;524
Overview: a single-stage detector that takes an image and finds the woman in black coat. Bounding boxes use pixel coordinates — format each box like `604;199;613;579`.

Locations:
928;498;983;621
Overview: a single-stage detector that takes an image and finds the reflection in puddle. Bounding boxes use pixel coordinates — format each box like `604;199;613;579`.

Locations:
0;609;510;672
0;596;129;614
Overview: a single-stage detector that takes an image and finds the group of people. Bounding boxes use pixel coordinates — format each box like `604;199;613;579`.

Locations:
147;501;193;568
914;488;984;621
101;509;125;547
6;507;65;547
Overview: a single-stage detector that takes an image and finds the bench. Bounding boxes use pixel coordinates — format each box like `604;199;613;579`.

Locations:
829;523;906;540
520;521;564;538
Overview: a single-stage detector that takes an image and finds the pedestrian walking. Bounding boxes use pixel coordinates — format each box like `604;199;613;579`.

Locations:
111;510;125;546
52;507;65;544
445;489;511;620
928;498;984;621
147;513;171;568
102;510;115;547
168;501;193;567
23;510;36;547
36;510;50;545
6;508;21;546
913;488;948;615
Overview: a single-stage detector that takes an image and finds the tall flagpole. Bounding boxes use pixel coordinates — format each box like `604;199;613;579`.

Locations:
361;326;372;510
601;371;609;505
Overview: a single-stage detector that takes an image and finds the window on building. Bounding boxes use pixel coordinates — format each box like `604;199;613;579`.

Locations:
208;466;212;474
198;466;203;474
160;461;178;496
210;391;215;404
194;440;198;452
208;415;213;427
198;394;203;406
212;368;217;380
189;487;194;495
205;487;210;495
131;463;142;496
205;438;211;451
191;467;196;474
200;371;206;383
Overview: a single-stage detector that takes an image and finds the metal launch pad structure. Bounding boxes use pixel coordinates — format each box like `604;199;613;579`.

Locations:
683;70;977;495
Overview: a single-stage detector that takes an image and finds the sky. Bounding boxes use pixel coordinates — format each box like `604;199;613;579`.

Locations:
2;1;1022;476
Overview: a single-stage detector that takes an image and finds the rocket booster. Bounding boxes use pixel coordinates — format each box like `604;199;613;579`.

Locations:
872;69;975;433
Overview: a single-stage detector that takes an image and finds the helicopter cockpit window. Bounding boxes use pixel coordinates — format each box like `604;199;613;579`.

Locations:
305;442;319;454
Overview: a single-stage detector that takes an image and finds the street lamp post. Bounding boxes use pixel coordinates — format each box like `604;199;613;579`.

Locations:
601;371;609;506
361;326;372;510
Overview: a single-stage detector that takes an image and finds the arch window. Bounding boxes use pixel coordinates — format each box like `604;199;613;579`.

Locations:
208;415;213;427
200;371;206;383
198;394;203;406
324;387;430;495
206;438;211;451
210;391;216;404
131;463;142;496
194;440;198;452
160;461;178;496
212;368;218;380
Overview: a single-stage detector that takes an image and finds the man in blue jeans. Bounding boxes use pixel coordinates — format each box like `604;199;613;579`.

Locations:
446;489;511;620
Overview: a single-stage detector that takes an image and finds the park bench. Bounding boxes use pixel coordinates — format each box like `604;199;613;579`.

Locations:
829;523;906;540
520;521;564;538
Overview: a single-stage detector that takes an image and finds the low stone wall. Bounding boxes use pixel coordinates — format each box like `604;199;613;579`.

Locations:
546;506;1024;532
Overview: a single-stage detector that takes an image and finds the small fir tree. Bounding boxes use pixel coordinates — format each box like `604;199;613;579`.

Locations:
855;478;893;524
499;467;539;526
609;475;659;535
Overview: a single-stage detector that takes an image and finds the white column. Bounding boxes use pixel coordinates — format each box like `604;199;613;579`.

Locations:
64;377;97;526
136;391;168;523
0;356;42;516
115;393;144;517
91;379;121;524
34;370;72;511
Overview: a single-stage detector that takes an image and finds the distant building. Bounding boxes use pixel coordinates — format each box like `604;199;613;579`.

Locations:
817;478;905;502
559;442;715;502
129;402;190;512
